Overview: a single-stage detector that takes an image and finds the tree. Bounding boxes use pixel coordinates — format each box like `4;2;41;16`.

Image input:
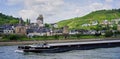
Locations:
45;23;50;28
105;30;113;37
0;13;19;25
112;24;117;30
26;19;30;25
54;35;59;39
9;19;19;24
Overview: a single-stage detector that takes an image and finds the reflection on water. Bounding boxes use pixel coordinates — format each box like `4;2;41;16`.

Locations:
0;46;120;59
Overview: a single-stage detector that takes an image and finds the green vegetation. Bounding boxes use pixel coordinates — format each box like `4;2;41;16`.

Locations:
1;33;120;42
1;34;28;41
0;34;105;41
0;13;19;25
57;9;120;30
44;23;51;28
105;30;113;37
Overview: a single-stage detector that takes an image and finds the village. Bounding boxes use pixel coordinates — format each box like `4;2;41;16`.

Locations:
0;14;120;39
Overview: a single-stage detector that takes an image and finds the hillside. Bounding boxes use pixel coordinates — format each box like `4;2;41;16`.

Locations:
57;9;120;30
0;13;19;25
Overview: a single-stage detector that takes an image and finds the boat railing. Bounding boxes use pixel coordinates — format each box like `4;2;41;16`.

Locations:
29;43;50;48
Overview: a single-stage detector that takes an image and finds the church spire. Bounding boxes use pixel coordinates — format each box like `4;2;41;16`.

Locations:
19;17;24;25
36;14;44;27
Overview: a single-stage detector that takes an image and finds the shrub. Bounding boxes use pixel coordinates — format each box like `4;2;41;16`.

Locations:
8;34;19;40
2;34;27;41
76;34;81;39
105;30;113;37
54;35;59;39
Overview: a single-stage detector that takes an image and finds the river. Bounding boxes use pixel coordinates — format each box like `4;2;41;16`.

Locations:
0;46;120;59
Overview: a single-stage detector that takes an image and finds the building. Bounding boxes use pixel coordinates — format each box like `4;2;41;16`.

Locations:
69;30;79;34
15;18;26;35
27;27;51;37
37;14;44;27
0;27;4;34
50;23;58;28
53;29;63;35
117;25;120;31
3;26;14;34
15;26;26;35
63;26;69;34
19;18;24;25
0;25;15;34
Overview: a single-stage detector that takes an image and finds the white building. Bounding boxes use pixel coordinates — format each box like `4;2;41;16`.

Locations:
3;27;14;34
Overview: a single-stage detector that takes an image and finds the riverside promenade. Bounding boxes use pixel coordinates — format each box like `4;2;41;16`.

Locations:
0;38;120;46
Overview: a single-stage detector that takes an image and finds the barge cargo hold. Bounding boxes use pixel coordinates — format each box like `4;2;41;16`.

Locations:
17;40;120;53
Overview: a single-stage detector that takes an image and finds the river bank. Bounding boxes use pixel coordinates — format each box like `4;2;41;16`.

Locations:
0;38;119;46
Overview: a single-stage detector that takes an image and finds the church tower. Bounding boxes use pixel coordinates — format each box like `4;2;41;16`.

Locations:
19;18;24;25
37;14;44;27
15;17;26;35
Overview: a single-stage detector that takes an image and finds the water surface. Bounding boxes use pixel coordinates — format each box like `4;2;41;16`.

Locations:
0;46;120;59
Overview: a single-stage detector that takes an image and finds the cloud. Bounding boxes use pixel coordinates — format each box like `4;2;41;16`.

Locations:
17;0;65;23
19;1;112;23
71;2;113;18
19;9;38;19
90;3;103;10
105;0;113;3
6;0;114;23
88;2;112;11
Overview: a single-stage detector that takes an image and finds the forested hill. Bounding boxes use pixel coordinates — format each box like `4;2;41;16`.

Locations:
0;13;19;25
57;9;120;29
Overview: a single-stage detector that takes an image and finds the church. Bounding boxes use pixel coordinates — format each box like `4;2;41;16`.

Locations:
26;14;51;37
15;18;26;35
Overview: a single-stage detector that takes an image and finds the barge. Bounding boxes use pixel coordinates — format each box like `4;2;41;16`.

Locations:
16;40;120;53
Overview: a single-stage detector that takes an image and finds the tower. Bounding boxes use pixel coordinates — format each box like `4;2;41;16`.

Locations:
37;14;44;27
15;17;26;35
19;18;24;25
63;26;69;34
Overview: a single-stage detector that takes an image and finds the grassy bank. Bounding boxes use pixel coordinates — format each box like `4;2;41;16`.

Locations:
0;34;120;46
0;34;120;42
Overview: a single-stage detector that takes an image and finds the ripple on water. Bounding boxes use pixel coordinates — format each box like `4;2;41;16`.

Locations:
0;46;120;59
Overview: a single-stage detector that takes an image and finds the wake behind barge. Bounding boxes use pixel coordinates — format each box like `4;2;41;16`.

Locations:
17;40;120;53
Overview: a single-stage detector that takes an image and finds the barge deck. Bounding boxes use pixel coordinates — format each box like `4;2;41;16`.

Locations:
17;39;120;53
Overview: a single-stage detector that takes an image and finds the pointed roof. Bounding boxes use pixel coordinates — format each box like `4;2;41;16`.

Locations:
18;17;24;26
37;14;43;20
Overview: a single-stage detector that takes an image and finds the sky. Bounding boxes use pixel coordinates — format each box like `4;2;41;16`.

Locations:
0;0;120;23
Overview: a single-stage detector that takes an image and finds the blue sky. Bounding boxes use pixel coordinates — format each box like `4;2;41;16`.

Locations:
0;0;120;23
